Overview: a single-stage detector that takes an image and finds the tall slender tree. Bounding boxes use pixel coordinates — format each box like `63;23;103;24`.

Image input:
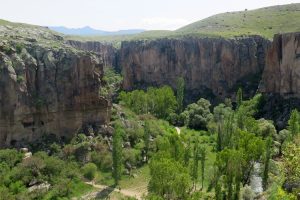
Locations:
263;137;272;190
144;121;151;162
288;109;300;137
236;88;243;109
176;77;185;113
191;139;200;189
112;124;123;185
199;146;206;190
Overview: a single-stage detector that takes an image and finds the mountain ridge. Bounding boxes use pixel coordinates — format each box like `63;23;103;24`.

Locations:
49;26;145;36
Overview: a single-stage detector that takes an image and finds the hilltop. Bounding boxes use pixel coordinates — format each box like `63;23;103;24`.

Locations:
177;3;300;39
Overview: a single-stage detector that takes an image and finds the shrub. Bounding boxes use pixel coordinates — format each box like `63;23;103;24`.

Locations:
82;163;97;181
181;98;213;130
0;149;23;168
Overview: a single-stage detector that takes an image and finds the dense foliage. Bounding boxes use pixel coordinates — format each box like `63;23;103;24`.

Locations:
1;86;300;199
119;86;177;119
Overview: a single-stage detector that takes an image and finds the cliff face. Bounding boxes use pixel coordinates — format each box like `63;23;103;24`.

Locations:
67;40;116;68
119;36;270;103
260;32;300;97
0;40;111;147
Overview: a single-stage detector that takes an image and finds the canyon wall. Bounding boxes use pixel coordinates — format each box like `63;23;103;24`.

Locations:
259;32;300;97
259;32;300;128
67;40;117;68
0;41;111;147
119;36;270;103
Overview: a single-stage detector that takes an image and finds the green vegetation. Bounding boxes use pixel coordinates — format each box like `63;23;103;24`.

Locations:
119;86;177;119
82;163;98;181
113;123;124;185
0;82;299;199
100;67;123;99
176;77;185;113
177;3;300;39
181;98;213;130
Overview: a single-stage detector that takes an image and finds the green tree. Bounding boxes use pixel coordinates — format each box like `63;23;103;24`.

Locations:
199;146;206;190
191;139;200;189
288;109;300;137
112;124;123;185
144;121;151;162
182;98;213;130
82;163;97;181
149;154;192;199
282;137;300;196
236;88;243;108
176;77;185;113
263;137;272;190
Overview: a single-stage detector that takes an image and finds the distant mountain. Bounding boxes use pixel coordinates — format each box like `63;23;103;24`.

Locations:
49;26;145;36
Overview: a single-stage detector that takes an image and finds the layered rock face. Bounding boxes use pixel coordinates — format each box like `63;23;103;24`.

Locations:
0;41;111;147
259;32;300;97
67;40;116;68
119;36;270;103
258;32;300;128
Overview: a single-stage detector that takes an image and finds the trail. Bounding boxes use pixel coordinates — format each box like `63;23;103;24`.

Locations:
175;127;181;135
80;182;147;200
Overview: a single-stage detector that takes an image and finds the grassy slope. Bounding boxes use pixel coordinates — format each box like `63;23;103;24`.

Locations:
177;3;300;39
66;3;300;45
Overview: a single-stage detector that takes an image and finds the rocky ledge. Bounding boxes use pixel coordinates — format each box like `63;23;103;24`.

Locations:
119;36;270;103
0;26;111;147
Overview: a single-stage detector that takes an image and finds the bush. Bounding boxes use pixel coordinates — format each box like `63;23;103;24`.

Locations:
181;98;213;130
82;163;97;180
0;149;23;168
119;86;177;119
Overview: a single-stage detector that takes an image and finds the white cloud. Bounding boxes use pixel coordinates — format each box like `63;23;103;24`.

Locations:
140;17;189;30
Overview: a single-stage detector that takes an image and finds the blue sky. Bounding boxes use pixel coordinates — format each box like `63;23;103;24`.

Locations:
0;0;298;31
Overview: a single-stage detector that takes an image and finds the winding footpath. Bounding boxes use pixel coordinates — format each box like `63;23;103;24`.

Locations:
80;182;146;200
175;127;181;135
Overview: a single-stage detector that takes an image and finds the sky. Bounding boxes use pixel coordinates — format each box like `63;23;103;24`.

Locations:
0;0;299;31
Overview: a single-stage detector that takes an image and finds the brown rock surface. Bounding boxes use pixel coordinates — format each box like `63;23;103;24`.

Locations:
259;32;300;97
119;36;270;102
0;40;111;147
67;40;116;68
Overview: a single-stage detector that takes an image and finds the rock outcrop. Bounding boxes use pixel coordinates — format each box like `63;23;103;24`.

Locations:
259;32;300;97
258;32;300;128
0;26;111;147
119;36;270;103
67;40;117;68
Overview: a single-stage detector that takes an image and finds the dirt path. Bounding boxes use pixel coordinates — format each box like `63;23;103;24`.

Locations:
175;127;181;135
80;182;146;200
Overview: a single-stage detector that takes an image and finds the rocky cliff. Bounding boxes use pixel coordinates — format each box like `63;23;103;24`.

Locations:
119;36;270;103
67;40;117;68
258;32;300;128
260;32;300;97
0;25;111;147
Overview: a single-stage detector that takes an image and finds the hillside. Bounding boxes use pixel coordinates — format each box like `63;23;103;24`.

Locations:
177;3;300;39
66;3;300;44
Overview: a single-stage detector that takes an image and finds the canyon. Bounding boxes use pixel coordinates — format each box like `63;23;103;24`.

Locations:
0;20;299;146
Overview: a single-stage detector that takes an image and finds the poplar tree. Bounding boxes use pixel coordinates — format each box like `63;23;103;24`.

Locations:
236;88;243;109
263;137;272;190
199;146;206;190
144;121;151;162
288;109;300;137
112;124;123;185
176;77;185;113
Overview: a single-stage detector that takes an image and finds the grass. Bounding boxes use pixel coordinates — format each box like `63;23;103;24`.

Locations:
177;3;300;39
119;166;150;190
